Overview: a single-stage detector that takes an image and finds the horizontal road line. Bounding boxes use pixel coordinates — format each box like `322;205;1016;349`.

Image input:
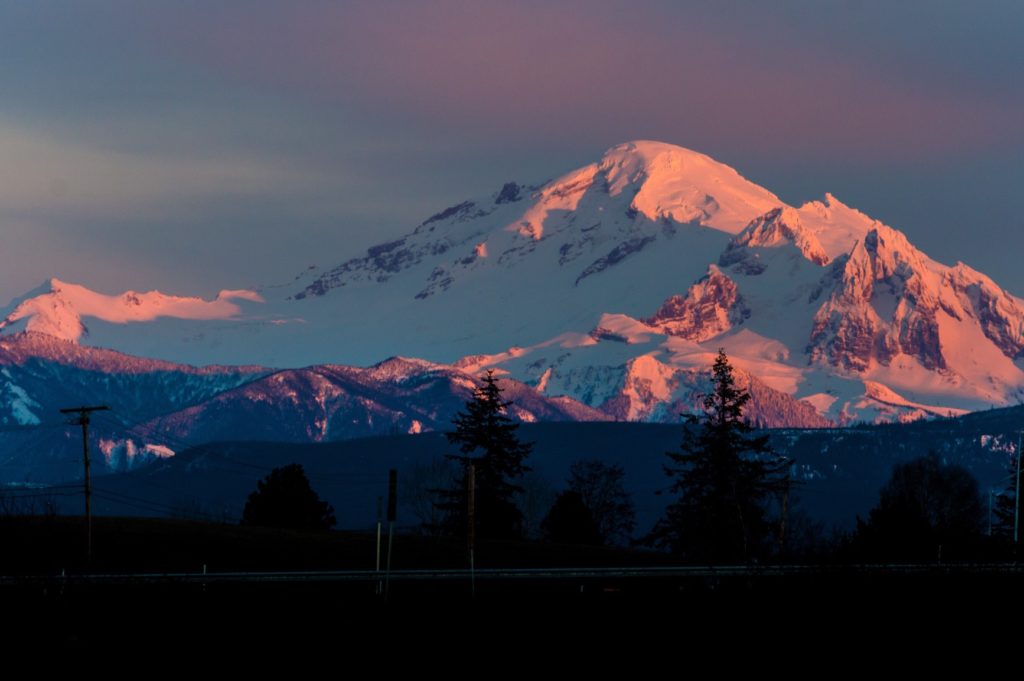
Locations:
4;563;1024;586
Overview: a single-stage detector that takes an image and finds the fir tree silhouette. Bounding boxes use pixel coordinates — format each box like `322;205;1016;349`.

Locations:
241;463;336;531
648;350;790;562
434;370;533;540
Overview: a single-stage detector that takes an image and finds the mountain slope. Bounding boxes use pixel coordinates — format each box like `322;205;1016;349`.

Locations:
2;140;1022;426
138;357;610;445
0;334;606;482
0;332;269;426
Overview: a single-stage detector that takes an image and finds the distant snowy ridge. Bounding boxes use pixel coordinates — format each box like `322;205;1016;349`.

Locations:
0;333;608;482
2;140;1023;426
0;278;263;342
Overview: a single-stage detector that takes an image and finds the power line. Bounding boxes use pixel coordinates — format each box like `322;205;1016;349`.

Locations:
59;405;109;564
91;490;201;519
82;414;387;526
0;490;80;499
0;483;84;493
91;488;240;523
92;412;385;487
0;423;76;470
80;414;255;516
0;422;68;433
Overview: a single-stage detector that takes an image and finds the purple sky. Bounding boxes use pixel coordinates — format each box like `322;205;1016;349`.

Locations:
2;0;1023;303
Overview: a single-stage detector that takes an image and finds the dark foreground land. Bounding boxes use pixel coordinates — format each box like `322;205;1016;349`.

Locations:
2;516;1020;651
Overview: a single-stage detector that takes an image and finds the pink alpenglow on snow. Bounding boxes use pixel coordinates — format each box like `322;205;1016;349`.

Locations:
5;141;1024;426
0;279;264;342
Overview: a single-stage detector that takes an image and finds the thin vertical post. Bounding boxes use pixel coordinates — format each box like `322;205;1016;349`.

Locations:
1015;431;1022;547
82;415;91;562
467;463;476;599
989;489;994;537
375;496;383;596
385;469;397;601
60;405;109;566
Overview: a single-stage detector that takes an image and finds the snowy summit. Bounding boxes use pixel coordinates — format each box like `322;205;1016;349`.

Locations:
3;140;1024;425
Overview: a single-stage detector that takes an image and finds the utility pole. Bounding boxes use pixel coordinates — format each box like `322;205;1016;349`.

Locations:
989;489;994;537
1016;431;1022;548
375;496;383;596
777;478;791;556
60;405;109;565
384;469;397;602
467;463;476;599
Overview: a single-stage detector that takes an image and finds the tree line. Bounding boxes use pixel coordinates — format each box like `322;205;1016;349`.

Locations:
240;351;1016;563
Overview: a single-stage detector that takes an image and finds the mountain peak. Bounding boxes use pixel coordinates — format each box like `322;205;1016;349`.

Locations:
0;280;263;343
592;141;782;233
602;140;722;165
367;355;448;381
14;141;1022;427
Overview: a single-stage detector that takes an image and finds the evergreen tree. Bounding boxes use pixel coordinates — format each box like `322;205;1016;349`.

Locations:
541;491;602;546
648;350;790;562
434;370;533;540
853;453;985;560
993;449;1021;542
241;463;337;531
566;459;636;546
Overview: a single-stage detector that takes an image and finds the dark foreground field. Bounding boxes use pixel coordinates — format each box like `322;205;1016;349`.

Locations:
2;515;1022;651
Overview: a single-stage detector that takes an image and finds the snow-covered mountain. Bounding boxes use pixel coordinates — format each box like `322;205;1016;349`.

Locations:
3;140;1024;429
0;332;269;427
0;332;606;482
285;140;1024;423
134;356;610;445
0;279;264;343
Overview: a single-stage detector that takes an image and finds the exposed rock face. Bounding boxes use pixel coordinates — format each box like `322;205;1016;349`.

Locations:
495;182;522;204
291;141;781;302
646;265;749;341
577;355;831;428
945;262;1024;359
5;140;1024;444
575;236;658;285
808;228;951;372
720;207;830;271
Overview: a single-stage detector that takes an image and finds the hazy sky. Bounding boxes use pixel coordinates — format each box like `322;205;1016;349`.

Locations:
2;0;1022;304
